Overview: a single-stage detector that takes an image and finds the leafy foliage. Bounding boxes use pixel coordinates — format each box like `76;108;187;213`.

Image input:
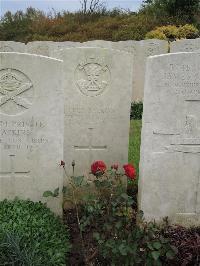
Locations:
63;169;177;265
146;24;199;40
0;1;199;42
0;199;71;265
0;230;42;265
141;0;200;23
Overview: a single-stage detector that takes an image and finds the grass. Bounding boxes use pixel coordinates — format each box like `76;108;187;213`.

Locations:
129;120;142;180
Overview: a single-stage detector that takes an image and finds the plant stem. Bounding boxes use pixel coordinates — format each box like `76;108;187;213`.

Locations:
63;166;87;264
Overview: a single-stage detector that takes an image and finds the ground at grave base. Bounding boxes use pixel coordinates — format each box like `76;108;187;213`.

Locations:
63;207;200;266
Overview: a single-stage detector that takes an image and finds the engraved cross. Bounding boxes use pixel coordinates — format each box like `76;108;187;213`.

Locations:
74;128;107;164
0;154;30;178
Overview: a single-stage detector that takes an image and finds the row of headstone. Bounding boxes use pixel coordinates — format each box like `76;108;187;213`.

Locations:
1;40;169;102
0;47;132;215
1;40;200;227
139;52;200;227
2;39;200;103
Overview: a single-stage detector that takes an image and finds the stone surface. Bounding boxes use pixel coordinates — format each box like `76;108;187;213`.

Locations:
49;41;82;57
0;41;25;52
82;40;113;49
26;41;56;56
54;47;132;177
139;52;200;227
81;40;168;102
27;41;82;56
134;40;168;102
0;53;64;215
171;38;200;52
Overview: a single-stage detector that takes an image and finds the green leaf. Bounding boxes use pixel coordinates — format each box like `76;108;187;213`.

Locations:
53;188;59;197
151;250;160;261
73;176;84;187
153;241;162;250
119;244;127;256
115;221;123;229
94;180;102;188
171;245;178;254
166;250;175;259
93;232;100;240
120;193;129;200
62;186;67;194
43;191;54;197
147;242;154;250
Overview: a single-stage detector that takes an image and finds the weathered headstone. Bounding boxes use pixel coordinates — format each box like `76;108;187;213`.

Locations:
134;40;168;102
0;41;25;52
0;53;64;215
82;40;113;49
170;38;200;52
81;40;168;102
139;52;200;227
54;47;132;176
26;41;55;56
49;41;82;57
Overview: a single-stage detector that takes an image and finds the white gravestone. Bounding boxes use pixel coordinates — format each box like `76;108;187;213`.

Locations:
82;40;113;49
171;38;200;53
134;40;168;102
48;42;82;57
0;53;64;215
54;47;132;176
0;41;25;52
139;52;200;227
81;40;168;102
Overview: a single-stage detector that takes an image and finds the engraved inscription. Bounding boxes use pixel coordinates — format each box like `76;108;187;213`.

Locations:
0;118;49;152
159;63;200;96
0;69;34;115
65;104;117;121
75;57;110;97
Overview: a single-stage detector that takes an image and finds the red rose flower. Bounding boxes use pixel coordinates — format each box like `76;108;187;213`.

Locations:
111;163;119;171
91;161;107;176
123;164;136;180
60;160;65;167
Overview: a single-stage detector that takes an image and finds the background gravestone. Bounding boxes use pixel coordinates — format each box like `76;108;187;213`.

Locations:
139;52;200;227
26;41;55;56
0;41;25;52
134;39;168;102
0;53;64;215
49;41;82;57
170;38;200;52
27;41;82;56
81;40;168;102
54;47;132;177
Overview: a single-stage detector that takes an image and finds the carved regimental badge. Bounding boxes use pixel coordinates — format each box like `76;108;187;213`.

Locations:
75;57;110;97
0;68;34;115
